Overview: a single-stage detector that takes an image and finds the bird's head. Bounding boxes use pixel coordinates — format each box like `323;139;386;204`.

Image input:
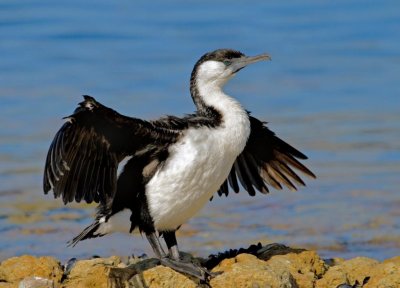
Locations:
191;49;271;88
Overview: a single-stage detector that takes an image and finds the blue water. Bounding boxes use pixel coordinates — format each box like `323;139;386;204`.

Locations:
0;0;399;262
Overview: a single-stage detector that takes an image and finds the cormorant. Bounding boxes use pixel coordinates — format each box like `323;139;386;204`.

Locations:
44;49;315;280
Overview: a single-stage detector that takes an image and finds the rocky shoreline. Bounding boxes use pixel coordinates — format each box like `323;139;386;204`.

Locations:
0;243;399;288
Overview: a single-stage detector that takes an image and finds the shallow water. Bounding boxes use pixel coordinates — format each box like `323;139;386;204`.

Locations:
0;0;399;262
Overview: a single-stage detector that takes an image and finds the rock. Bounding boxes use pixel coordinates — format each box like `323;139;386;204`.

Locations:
112;257;204;288
109;258;162;288
266;250;327;288
62;256;121;288
315;256;400;288
315;257;377;288
0;245;399;287
0;283;15;288
0;255;62;285
363;260;400;288
383;255;400;266
19;276;54;288
210;253;298;288
133;266;199;288
208;243;326;288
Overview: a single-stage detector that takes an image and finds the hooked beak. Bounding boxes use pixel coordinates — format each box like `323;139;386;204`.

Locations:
230;53;271;73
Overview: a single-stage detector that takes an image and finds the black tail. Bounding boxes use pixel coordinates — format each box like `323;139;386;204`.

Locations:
67;220;105;247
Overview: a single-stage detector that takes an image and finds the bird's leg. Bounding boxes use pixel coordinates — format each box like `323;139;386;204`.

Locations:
160;230;216;281
146;232;167;259
163;230;180;260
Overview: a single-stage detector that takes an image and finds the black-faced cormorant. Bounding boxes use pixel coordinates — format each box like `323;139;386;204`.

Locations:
43;49;315;280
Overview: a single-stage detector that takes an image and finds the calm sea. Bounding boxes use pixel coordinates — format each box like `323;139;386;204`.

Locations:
0;0;399;262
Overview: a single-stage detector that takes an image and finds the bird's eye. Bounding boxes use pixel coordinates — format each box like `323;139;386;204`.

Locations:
223;60;232;66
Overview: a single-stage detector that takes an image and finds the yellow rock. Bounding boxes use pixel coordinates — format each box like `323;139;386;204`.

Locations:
62;256;121;288
211;253;296;288
364;261;400;288
0;246;399;288
383;255;400;266
340;257;379;284
0;255;62;284
315;256;400;288
316;257;378;288
0;282;16;288
138;265;198;288
266;250;327;288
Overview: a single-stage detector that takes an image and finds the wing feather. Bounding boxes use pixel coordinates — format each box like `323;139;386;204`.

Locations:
267;162;297;191
43;95;180;204
218;115;315;197
234;157;256;196
242;152;269;194
228;166;240;193
217;180;229;197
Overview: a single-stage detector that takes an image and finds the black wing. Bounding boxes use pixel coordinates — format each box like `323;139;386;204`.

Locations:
43;95;180;204
218;116;315;197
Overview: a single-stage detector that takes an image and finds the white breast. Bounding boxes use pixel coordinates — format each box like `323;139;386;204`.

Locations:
145;91;250;231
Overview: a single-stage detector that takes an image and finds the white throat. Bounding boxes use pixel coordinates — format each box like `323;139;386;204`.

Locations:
195;61;250;142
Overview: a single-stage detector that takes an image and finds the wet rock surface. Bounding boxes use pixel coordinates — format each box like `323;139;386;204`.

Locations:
0;243;398;288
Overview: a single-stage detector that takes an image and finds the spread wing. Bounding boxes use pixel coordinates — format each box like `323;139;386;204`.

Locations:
43;95;180;204
218;116;315;197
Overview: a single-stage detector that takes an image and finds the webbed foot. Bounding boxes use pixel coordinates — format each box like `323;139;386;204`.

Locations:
160;257;220;281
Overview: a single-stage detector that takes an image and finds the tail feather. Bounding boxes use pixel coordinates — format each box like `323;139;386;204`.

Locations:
67;220;104;247
68;208;132;247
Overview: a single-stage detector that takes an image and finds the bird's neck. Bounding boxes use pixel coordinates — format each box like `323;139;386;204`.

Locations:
190;77;246;119
190;78;251;147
